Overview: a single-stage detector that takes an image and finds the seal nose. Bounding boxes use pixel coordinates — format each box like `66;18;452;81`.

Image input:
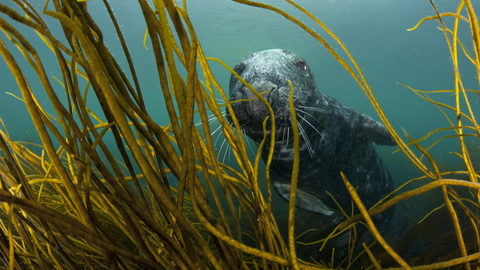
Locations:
252;82;277;97
244;82;277;122
247;81;277;104
248;79;293;128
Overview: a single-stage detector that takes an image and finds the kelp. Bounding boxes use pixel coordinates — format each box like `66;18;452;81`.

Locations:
0;0;478;269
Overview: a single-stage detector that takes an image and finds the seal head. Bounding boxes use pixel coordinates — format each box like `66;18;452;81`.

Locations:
227;49;325;142
226;49;396;222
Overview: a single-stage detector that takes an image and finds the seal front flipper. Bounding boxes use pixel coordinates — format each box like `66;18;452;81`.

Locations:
322;94;396;146
358;113;396;146
273;182;334;216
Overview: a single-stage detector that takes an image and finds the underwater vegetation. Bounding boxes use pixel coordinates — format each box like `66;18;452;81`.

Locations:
0;0;479;269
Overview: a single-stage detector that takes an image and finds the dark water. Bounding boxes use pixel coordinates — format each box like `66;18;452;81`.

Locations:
0;0;479;265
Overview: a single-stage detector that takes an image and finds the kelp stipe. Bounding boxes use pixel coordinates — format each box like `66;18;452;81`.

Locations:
0;0;479;269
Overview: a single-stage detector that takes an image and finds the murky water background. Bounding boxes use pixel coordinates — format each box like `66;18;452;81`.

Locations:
0;1;478;257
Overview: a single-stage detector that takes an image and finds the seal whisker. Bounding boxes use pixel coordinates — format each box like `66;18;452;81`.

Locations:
295;119;314;158
214;112;227;119
222;142;231;164
242;129;256;156
214;127;227;152
277;127;287;162
195;112;226;126
195;116;214;127
211;125;224;144
297;114;326;141
275;124;282;143
228;144;232;163
286;127;290;148
194;119;203;126
299;105;325;113
297;109;322;125
297;109;326;140
217;137;228;162
296;108;316;118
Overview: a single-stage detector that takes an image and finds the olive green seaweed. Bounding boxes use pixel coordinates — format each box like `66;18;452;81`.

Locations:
0;0;478;269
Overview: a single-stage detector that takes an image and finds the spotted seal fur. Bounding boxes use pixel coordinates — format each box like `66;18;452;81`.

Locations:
226;49;396;222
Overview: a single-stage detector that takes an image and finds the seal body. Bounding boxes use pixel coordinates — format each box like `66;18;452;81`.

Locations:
226;49;396;222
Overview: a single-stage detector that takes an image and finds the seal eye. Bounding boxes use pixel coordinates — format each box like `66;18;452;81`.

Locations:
295;60;308;71
234;65;245;76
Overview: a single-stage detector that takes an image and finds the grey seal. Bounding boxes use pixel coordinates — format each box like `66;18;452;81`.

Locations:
226;49;396;222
